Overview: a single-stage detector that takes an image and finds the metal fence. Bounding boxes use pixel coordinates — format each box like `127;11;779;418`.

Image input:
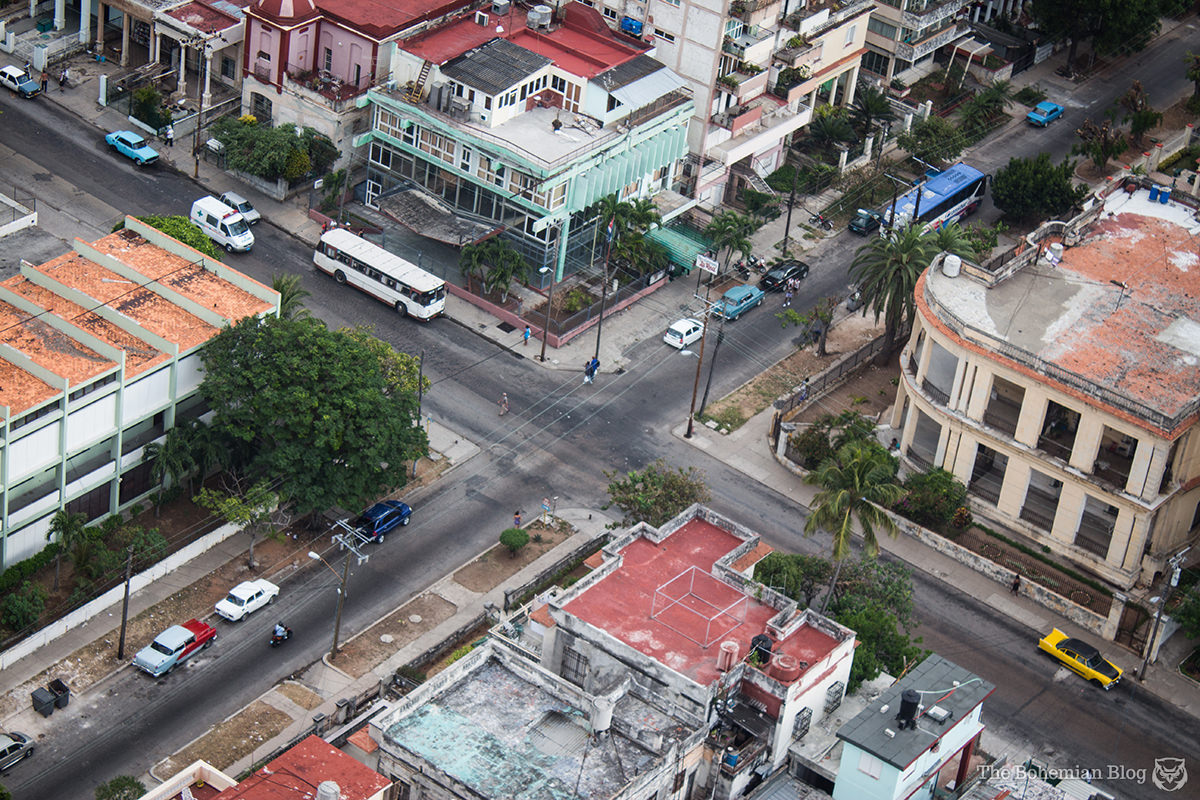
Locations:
773;331;893;416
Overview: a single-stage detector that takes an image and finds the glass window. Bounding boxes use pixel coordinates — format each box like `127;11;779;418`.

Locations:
868;18;897;39
655;30;676;43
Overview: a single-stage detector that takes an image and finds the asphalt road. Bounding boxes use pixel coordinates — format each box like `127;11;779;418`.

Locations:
2;34;1198;797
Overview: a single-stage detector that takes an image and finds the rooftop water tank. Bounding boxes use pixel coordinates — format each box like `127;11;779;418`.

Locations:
717;640;739;671
942;253;961;277
493;0;510;13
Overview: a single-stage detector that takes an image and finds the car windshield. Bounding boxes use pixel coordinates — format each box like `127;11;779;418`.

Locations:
128;136;146;148
226;217;250;235
150;640;174;656
224;593;245;606
232;201;251;213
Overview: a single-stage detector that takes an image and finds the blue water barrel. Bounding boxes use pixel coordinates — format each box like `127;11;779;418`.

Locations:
1159;187;1170;204
1148;185;1160;201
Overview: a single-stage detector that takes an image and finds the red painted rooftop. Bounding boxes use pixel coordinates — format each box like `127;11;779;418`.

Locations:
167;2;241;33
403;2;644;76
316;0;468;41
214;735;389;799
563;518;839;686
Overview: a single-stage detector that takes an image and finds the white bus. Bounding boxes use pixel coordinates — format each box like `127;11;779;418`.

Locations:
313;228;446;320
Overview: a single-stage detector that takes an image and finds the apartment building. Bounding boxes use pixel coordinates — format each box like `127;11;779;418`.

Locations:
0;218;279;568
358;2;693;276
620;0;872;208
891;186;1200;590
861;0;973;84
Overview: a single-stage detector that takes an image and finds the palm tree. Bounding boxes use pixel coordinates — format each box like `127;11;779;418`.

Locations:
974;79;1011;120
807;112;855;153
849;223;937;356
458;240;492;293
185;419;227;491
850;85;896;138
804;441;903;612
930;222;977;261
143;425;197;515
48;509;87;591
1186;52;1200;103
271;274;312;321
624;197;661;236
479;238;531;301
705;211;755;274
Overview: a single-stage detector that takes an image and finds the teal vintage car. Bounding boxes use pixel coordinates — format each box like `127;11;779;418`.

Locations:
714;284;765;321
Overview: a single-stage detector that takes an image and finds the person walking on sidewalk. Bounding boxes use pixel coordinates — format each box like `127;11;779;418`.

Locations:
498;392;510;415
40;71;48;93
783;286;793;308
523;325;531;346
1010;574;1021;595
165;124;175;147
513;510;522;527
583;360;594;384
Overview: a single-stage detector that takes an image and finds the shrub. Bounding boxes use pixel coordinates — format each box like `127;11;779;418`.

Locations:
131;87;172;131
561;287;592;313
893;469;968;531
499;527;530;557
95;775;147;800
1013;86;1046;106
1;581;47;631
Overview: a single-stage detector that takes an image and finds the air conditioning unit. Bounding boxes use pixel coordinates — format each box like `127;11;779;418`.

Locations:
493;0;511;14
450;97;471;119
474;10;489;26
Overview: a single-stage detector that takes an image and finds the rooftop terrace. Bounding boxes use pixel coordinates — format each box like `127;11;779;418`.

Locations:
562;517;841;685
381;648;693;800
921;188;1200;434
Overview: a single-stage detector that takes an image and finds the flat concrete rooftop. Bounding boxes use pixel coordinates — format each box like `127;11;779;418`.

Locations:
563;517;840;686
922;188;1200;429
382;653;689;800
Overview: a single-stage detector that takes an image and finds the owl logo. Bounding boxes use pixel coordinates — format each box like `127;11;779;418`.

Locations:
1153;757;1187;792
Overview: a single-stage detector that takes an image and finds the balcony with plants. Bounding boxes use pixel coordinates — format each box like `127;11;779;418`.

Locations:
721;26;778;67
774;34;819;69
729;0;784;27
782;0;875;35
284;65;370;110
715;63;769;104
771;65;812;104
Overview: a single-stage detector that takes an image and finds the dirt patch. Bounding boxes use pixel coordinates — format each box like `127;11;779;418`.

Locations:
1151;96;1198;138
452;521;571;594
704;312;888;429
333;593;458;679
155;699;292;777
783;348;902;426
276;681;324;711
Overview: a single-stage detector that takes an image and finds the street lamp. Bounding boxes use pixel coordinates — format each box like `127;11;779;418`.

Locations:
1139;547;1190;681
539;265;555;363
309;549;351;662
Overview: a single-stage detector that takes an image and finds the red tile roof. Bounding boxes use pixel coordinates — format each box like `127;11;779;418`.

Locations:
215;735;389;799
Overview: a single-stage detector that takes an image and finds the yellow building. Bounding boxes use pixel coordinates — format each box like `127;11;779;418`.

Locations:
891;185;1200;591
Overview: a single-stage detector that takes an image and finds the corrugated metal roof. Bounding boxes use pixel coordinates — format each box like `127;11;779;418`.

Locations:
609;66;687;110
594;54;663;90
441;38;551;96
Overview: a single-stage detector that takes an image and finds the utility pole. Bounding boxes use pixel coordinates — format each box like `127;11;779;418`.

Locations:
698;316;727;416
684;285;715;438
539;265;556;362
780;163;801;257
593;217;614;361
1139;547;1190;681
309;525;369;663
116;545;134;660
412;350;424;478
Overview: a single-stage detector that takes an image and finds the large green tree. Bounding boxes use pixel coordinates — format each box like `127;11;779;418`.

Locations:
850;86;896;138
804;442;904;611
118;215;220;259
1186;52;1200;109
896;116;963;166
603;459;711;527
1030;0;1164;70
992;153;1087;222
1073;117;1128;170
849;223;937;355
457;238;530;301
200;315;427;518
95;776;146;800
753;552;832;608
704;211;755;274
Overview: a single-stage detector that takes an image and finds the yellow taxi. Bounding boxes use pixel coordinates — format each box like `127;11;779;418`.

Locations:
1037;628;1123;690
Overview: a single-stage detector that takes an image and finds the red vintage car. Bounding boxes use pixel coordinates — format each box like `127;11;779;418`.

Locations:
132;618;217;677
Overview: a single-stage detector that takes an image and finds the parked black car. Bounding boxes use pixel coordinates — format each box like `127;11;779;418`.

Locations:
759;261;810;291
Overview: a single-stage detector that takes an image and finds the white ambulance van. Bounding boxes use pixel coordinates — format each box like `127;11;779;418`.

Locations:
190;196;255;253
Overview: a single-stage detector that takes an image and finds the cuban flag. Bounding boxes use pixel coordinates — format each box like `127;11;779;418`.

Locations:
606;217;615;242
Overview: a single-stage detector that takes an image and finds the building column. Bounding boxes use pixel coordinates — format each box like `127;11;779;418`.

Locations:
843;65;860;106
177;45;187;97
77;0;92;45
954;734;978;789
120;11;130;66
1069;415;1103;473
1133;441;1172;501
95;2;104;52
54;0;65;30
1013;389;1047;448
553;215;571;282
202;50;213;108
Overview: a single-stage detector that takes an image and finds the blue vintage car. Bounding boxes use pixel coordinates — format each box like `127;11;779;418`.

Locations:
714;284;765;321
1026;101;1065;127
105;130;160;166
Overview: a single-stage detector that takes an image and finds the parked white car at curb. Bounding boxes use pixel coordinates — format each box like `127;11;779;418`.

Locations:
214;579;279;622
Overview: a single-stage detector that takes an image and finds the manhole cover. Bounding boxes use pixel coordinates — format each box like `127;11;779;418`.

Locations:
380;634;394;644
409;614;423;624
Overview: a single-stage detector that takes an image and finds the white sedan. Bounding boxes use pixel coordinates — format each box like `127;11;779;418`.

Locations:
214;579;279;622
664;318;704;349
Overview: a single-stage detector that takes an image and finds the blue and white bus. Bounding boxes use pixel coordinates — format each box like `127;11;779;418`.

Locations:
884;163;989;232
314;228;446;320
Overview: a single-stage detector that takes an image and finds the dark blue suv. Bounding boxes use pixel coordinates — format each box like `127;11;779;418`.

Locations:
353;500;412;542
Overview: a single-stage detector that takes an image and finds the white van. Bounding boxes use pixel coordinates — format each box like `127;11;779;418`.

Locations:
190;196;254;253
